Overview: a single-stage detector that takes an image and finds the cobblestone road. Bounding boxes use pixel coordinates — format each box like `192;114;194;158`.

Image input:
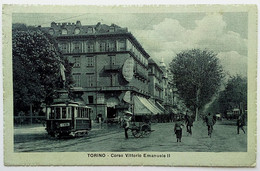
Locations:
14;120;247;152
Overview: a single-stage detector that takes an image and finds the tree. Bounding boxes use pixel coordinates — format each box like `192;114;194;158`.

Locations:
12;23;72;115
218;75;247;115
169;49;224;120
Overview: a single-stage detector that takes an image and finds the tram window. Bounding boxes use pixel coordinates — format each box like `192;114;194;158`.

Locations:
50;107;55;119
87;109;90;118
79;108;81;118
85;109;88;118
75;107;78;117
82;108;86;118
68;107;71;118
62;107;66;119
80;108;83;118
56;107;61;119
82;108;85;118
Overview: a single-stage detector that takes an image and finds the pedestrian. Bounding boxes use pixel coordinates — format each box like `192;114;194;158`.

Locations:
184;114;189;132
212;114;217;130
174;116;184;142
186;115;194;135
237;116;245;134
205;113;214;137
123;112;132;139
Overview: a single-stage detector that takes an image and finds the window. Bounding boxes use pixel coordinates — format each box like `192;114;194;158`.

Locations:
73;42;81;53
67;107;71;118
50;107;55;119
111;74;116;86
49;28;54;35
118;40;126;51
62;107;66;119
97;94;104;104
73;74;81;87
109;27;115;32
86;57;94;67
73;56;80;68
74;28;80;34
86;74;94;87
60;43;68;53
88;96;94;104
87;43;94;52
110;56;116;65
107;41;116;52
134;61;137;73
87;27;93;33
61;29;68;35
78;108;82;118
99;42;106;52
56;107;61;119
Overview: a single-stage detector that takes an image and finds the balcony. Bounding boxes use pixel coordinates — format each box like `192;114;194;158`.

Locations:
103;65;120;72
155;83;163;91
100;86;132;91
134;68;148;81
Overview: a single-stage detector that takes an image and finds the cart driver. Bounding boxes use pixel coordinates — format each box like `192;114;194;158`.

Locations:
123;111;132;139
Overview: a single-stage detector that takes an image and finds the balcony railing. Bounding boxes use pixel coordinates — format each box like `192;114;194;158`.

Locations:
155;83;163;91
134;68;148;80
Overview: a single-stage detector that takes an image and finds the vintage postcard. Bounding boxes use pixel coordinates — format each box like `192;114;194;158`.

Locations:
2;5;257;166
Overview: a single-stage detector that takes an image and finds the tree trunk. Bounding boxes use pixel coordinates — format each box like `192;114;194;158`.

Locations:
195;88;200;121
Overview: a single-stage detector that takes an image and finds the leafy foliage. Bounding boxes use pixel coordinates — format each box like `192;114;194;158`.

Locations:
218;75;247;114
169;49;224;118
12;23;72;115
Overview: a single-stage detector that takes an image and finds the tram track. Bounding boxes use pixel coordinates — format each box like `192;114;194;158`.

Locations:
15;129;123;152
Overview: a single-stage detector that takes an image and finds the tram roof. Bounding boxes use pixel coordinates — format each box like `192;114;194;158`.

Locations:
49;101;91;108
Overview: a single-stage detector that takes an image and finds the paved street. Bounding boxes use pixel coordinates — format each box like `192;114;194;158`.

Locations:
14;120;247;152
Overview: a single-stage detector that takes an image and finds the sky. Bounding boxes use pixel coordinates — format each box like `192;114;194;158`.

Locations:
13;12;248;77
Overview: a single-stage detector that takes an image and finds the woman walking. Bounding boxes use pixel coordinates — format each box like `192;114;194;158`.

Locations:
174;116;184;142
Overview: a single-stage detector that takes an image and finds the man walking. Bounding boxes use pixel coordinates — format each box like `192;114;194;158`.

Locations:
174;116;184;142
186;115;194;135
237;116;245;134
123;112;132;139
205;113;214;137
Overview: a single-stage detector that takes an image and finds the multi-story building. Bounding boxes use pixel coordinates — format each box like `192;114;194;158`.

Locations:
41;21;163;121
148;58;165;112
159;58;174;113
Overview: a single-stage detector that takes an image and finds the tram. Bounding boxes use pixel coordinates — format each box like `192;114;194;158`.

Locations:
46;101;92;138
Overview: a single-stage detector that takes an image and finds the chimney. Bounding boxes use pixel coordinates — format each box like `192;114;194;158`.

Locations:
51;22;56;27
76;21;81;26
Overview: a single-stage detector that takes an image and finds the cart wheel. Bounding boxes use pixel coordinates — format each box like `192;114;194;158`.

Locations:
141;125;151;137
132;129;142;138
142;129;151;137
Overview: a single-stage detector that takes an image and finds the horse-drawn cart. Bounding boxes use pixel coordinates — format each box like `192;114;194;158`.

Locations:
123;111;154;138
130;122;153;138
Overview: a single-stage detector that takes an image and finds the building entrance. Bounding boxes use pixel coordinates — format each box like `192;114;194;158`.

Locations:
107;107;117;119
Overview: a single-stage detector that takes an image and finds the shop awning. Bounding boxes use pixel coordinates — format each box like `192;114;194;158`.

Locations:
106;97;119;108
171;108;178;114
155;101;165;112
133;96;163;115
147;99;164;114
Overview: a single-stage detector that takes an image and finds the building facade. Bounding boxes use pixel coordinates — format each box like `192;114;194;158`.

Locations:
159;58;174;113
42;21;163;121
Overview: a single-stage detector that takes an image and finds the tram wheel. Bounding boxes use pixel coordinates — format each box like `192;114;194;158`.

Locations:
54;132;60;138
